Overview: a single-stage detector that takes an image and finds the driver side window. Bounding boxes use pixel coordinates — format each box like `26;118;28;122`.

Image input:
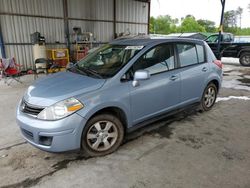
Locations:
133;44;175;75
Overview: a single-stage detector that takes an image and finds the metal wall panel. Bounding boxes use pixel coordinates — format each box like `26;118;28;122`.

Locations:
0;0;65;69
116;0;148;23
5;45;33;70
68;0;113;20
1;15;65;43
116;23;147;35
0;0;63;17
69;20;113;42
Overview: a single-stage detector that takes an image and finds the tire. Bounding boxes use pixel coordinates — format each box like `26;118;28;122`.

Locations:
81;114;124;157
200;83;218;111
239;52;250;67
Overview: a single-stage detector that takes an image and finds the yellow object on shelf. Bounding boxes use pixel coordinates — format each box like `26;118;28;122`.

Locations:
47;48;69;68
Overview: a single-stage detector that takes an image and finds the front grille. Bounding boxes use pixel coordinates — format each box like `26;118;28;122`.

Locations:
21;128;34;141
21;100;44;116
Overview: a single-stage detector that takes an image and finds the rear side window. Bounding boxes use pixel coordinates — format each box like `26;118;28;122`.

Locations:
177;43;205;67
133;44;175;75
177;44;197;67
196;44;205;63
205;43;216;62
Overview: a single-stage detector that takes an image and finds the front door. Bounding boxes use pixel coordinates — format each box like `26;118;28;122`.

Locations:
128;44;181;125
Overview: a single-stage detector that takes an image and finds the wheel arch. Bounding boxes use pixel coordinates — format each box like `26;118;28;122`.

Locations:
84;106;128;132
237;49;250;58
80;106;127;156
201;78;221;101
208;79;219;91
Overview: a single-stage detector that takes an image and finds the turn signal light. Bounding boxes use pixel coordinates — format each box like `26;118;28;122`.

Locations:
67;104;83;111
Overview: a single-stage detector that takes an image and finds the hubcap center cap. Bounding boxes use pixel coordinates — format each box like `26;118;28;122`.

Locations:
97;131;108;140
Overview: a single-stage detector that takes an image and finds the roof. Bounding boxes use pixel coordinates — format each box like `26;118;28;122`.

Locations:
165;33;207;40
110;35;205;46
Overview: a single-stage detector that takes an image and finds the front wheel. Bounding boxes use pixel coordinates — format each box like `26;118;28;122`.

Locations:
200;83;218;111
81;114;124;157
239;53;250;66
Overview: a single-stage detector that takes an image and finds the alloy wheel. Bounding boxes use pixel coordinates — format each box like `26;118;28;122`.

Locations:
242;55;250;65
204;87;216;108
86;120;118;152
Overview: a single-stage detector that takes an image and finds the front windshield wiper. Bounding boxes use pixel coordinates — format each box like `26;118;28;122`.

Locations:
76;65;103;79
68;64;87;76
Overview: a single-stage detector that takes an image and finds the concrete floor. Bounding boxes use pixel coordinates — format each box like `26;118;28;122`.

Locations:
0;63;249;188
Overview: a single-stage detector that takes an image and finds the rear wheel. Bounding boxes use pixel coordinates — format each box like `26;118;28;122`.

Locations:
200;83;217;111
81;114;124;157
239;52;250;66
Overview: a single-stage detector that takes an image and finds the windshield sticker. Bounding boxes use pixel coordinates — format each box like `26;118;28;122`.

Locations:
125;46;144;50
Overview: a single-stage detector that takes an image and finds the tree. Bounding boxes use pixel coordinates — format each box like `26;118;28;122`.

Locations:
248;3;250;13
185;15;196;19
149;15;179;34
149;11;250;36
224;10;237;28
197;19;216;32
150;17;156;34
179;16;206;32
236;7;243;28
236;28;250;35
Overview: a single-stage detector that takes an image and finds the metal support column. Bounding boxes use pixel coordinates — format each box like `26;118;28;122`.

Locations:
217;0;226;60
63;0;70;53
147;1;151;35
113;0;117;39
0;20;6;58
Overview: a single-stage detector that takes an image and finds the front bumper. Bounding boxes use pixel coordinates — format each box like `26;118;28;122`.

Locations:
16;104;87;152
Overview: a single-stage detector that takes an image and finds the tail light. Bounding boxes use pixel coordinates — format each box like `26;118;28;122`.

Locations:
213;60;223;69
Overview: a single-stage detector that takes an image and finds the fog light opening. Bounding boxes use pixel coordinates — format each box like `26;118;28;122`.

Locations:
39;136;53;146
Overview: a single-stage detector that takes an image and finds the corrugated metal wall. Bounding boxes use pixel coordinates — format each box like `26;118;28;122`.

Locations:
0;0;63;17
116;0;148;23
0;0;149;70
116;0;148;35
68;0;114;20
0;0;65;70
67;0;114;43
68;20;113;43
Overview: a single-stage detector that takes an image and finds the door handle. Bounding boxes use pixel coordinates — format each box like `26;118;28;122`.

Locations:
170;75;178;81
202;67;208;72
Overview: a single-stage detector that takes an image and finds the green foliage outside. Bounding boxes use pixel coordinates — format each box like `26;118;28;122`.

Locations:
150;15;178;34
179;16;205;33
150;5;250;36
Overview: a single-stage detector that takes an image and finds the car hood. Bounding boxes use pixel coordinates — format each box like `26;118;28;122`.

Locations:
23;71;106;107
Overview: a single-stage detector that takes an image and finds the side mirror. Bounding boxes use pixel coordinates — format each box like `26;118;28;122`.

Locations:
132;70;150;87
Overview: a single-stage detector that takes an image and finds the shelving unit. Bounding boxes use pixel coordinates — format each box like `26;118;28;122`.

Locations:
71;31;94;62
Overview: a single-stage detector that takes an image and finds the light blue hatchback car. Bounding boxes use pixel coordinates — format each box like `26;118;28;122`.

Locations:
16;37;223;156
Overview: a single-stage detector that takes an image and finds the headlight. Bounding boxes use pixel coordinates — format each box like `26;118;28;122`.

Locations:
37;98;83;120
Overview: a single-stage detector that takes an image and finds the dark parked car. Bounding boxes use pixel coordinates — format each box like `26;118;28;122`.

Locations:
206;33;250;66
16;37;222;156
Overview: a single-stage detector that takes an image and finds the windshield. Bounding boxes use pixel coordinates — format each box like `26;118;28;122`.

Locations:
206;35;218;42
71;44;143;79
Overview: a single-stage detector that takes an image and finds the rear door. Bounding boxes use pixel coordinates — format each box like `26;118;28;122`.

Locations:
176;43;209;105
128;43;181;125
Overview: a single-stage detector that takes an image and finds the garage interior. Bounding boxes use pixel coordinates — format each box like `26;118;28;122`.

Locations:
0;0;150;71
